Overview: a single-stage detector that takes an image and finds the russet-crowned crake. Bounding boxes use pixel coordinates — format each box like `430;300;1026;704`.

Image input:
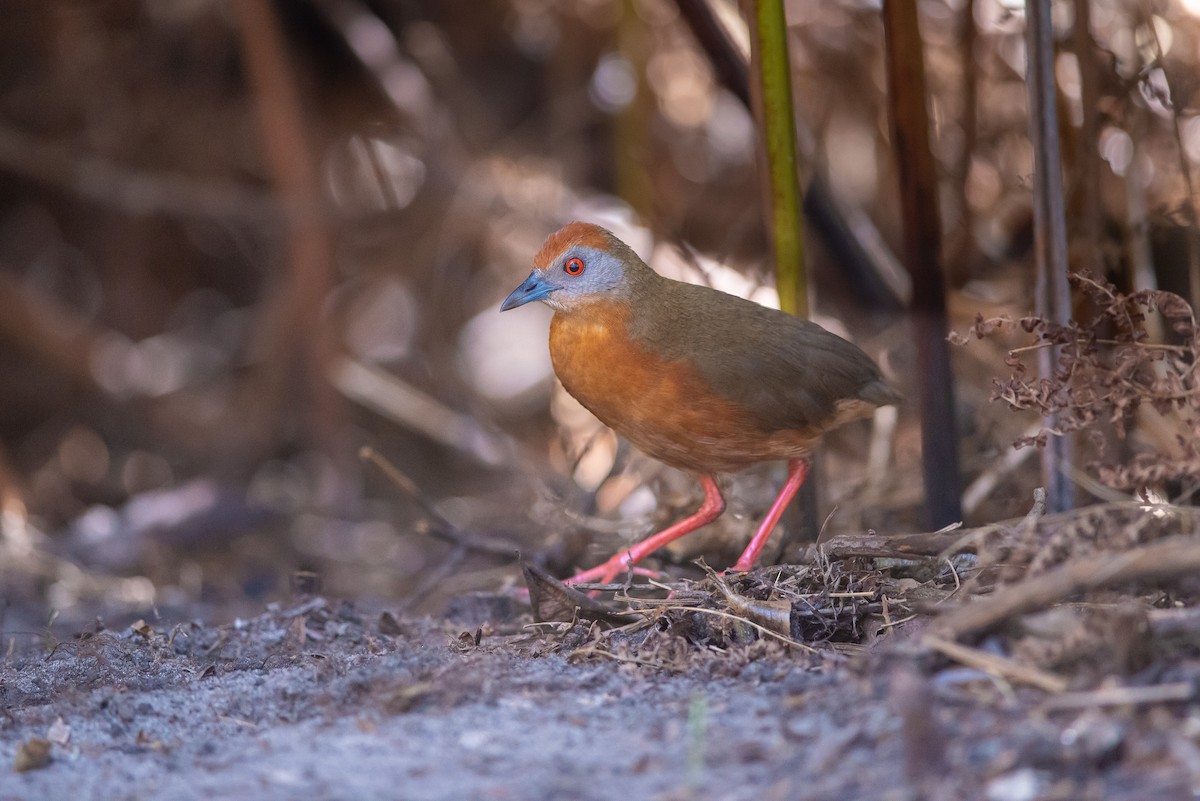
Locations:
502;222;900;585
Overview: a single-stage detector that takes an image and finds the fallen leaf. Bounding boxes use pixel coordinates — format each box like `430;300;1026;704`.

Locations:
378;611;404;636
521;562;624;625
13;738;52;772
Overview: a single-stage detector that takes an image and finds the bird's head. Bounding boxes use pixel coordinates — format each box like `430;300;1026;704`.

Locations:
500;222;647;313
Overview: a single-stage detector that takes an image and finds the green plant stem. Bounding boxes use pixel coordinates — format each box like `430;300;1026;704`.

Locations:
747;0;806;317
746;0;817;543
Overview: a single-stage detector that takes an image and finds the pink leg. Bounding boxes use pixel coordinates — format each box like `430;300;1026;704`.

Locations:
730;458;810;572
565;474;726;586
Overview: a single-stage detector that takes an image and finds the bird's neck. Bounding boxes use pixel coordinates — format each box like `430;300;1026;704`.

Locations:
547;298;646;433
549;297;633;342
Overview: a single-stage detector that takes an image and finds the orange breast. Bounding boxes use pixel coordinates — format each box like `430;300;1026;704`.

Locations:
548;301;816;473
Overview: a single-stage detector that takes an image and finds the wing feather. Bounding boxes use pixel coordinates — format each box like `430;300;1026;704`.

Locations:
628;279;897;433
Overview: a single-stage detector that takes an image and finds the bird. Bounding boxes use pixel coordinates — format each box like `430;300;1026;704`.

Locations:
501;221;900;586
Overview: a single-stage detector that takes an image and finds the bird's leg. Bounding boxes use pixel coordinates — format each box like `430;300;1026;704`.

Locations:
564;474;726;586
730;458;810;572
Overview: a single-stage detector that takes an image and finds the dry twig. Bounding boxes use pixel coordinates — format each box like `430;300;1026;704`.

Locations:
933;534;1200;641
924;635;1068;693
360;447;521;560
1042;682;1194;710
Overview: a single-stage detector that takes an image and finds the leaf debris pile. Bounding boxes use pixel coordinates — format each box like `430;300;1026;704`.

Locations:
525;495;1200;702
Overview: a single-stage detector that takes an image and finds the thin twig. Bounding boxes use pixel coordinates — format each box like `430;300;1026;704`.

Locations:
1007;339;1191;356
925;635;1068;693
800;527;978;563
1041;682;1194;710
337;361;512;466
568;647;684;669
360;446;520;559
651;604;817;652
961;425;1042;515
397;545;469;611
0;123;287;223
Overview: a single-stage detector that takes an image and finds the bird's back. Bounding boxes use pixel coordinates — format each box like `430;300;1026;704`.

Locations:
549;272;898;473
629;277;899;430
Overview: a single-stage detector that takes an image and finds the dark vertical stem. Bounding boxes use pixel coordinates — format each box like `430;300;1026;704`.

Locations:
1137;0;1200;312
952;0;978;285
1025;0;1075;512
881;0;963;527
673;0;750;107
234;0;342;466
1072;0;1102;277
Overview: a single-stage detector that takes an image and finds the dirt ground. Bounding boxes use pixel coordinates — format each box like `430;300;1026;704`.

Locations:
4;560;1200;801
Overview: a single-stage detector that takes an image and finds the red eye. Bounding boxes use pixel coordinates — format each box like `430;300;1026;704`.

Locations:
564;257;585;276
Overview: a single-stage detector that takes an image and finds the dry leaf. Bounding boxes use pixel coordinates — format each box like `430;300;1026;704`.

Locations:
13;738;52;772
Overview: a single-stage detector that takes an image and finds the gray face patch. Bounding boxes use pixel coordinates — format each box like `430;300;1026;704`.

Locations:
535;246;627;310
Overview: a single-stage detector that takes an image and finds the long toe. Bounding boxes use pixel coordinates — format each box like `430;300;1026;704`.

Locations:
564;559;623;586
564;560;667;587
727;558;756;574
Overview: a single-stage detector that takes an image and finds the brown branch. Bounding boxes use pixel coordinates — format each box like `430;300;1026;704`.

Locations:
0;123;286;223
798;528;982;563
0;271;100;386
932;534;1200;642
924;635;1069;693
233;0;342;461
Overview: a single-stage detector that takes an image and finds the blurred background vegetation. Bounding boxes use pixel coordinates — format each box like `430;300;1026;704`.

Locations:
0;0;1197;631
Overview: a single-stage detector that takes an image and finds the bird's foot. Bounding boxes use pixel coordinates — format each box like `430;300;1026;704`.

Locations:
726;557;757;574
511;561;662;607
564;558;661;588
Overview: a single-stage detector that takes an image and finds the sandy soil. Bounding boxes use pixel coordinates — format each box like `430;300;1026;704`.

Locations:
2;592;1195;801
